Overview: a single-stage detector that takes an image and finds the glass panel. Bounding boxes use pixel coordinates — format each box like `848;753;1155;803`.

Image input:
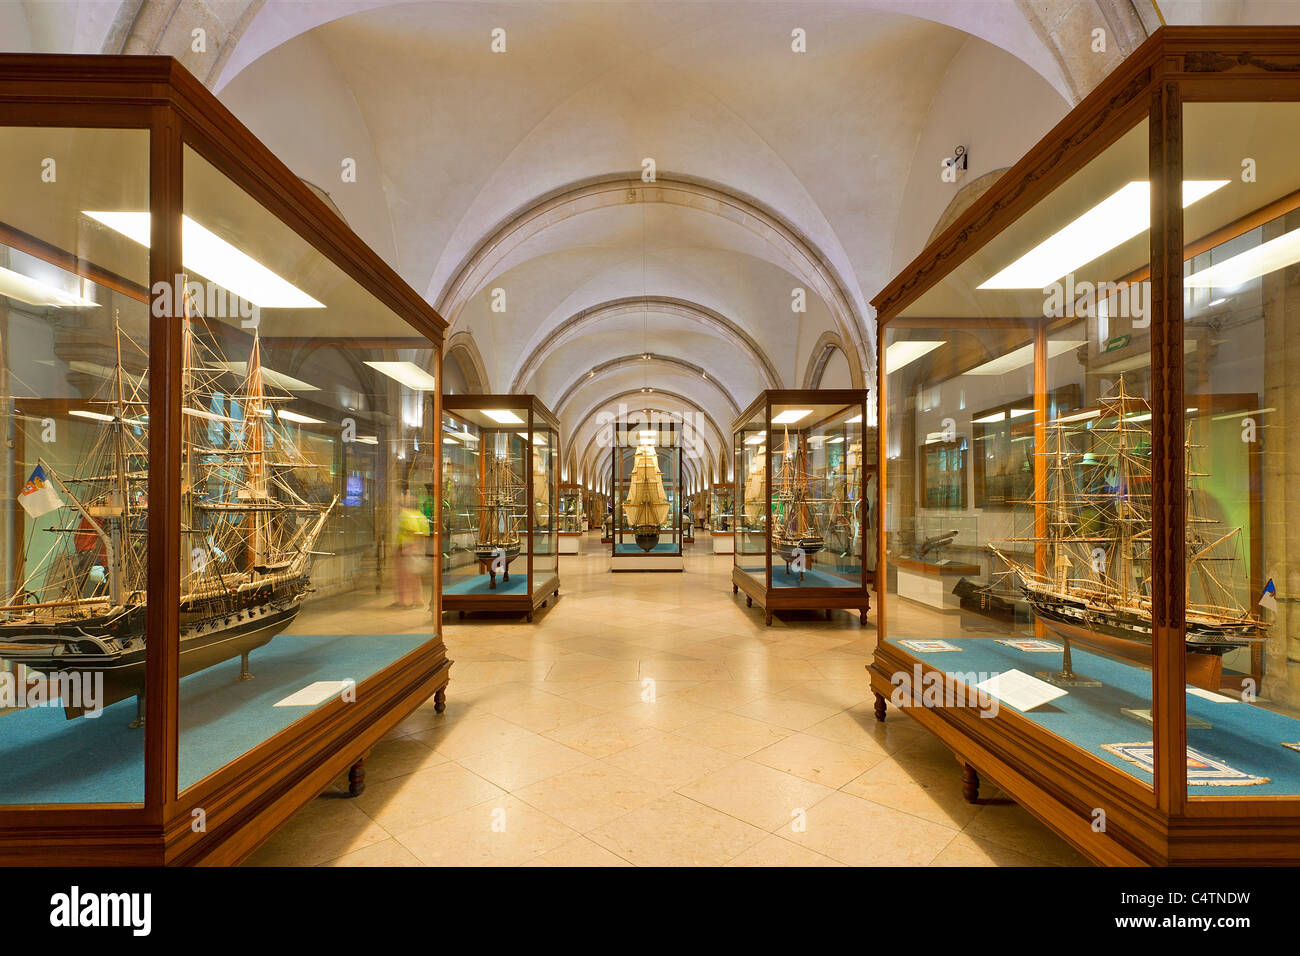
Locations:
0;127;149;805
176;145;436;794
614;427;681;556
734;411;766;584
883;117;1156;792
768;400;865;588
531;421;557;593
1180;101;1300;798
558;485;582;534
710;483;734;532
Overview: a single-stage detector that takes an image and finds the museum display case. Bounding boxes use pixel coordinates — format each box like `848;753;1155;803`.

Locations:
868;27;1300;865
0;55;450;865
731;390;873;624
558;482;582;554
441;394;559;620
710;482;735;554
611;423;683;571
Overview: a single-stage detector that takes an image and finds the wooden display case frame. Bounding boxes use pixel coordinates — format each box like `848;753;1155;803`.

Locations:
440;394;560;621
867;26;1300;866
0;54;451;865
731;389;873;626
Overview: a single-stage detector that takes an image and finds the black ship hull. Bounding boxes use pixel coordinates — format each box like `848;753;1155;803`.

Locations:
0;577;310;718
1021;586;1266;689
633;525;660;552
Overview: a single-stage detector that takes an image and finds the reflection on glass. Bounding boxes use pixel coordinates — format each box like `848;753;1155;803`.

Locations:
176;146;436;794
1176;101;1300;797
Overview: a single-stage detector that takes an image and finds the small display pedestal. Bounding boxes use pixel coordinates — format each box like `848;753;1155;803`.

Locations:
895;558;980;613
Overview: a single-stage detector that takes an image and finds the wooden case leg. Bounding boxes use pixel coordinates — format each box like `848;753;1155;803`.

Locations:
348;758;366;798
434;686;447;714
961;763;980;804
873;691;886;722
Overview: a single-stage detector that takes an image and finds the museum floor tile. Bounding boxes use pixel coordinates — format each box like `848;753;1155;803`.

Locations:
245;535;1090;867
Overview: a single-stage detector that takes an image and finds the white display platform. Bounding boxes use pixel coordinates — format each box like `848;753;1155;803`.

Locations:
711;533;735;555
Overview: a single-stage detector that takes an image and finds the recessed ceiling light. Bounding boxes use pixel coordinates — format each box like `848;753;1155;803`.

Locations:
365;361;438;391
771;409;811;425
83;211;324;308
885;341;944;371
0;265;98;308
977;180;1228;289
482;408;525;424
973;412;1006;424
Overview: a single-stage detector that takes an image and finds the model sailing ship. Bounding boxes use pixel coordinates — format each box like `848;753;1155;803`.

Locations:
1;296;336;720
989;377;1267;689
473;434;523;587
772;427;825;579
623;443;670;551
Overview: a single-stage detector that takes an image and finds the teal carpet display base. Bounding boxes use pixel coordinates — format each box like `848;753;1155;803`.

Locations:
738;565;860;588
0;632;427;806
886;636;1300;795
445;574;529;595
615;542;681;555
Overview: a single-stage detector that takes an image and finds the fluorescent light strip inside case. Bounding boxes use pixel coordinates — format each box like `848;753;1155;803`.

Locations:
977;180;1228;290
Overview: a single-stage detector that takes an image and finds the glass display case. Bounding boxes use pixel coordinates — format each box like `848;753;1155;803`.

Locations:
710;482;735;554
0;55;450;864
868;27;1300;865
611;423;683;571
558;482;582;554
731;390;874;624
441;395;559;620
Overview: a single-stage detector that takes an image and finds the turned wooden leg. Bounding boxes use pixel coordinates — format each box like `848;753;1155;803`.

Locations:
732;583;738;594
746;595;752;607
873;691;886;723
765;610;773;626
434;686;447;714
825;608;832;620
458;610;465;619
859;609;868;626
348;758;366;798
961;763;980;804
526;611;533;622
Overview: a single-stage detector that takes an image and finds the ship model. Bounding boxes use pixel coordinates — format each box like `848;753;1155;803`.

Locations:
989;376;1267;690
770;427;825;579
1;296;336;721
473;433;523;587
623;443;670;551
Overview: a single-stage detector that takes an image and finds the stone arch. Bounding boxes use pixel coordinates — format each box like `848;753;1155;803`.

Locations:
444;330;489;395
433;172;872;379
801;331;855;390
510;296;783;393
553;354;740;420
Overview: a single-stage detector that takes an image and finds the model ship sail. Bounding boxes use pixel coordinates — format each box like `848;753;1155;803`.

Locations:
623;443;669;551
989;376;1267;689
474;433;523;587
772;427;825;579
743;448;766;523
1;293;337;720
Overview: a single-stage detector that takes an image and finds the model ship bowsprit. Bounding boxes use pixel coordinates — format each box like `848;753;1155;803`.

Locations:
1;301;337;721
989;376;1268;690
474;434;524;587
623;443;670;551
773;427;825;580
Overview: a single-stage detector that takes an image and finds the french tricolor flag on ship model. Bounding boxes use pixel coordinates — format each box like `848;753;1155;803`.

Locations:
17;464;63;518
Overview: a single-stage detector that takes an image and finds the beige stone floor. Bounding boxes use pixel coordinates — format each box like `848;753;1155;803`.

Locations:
245;535;1090;867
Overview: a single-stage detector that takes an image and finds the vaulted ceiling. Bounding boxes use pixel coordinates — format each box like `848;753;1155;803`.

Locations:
6;0;1292;488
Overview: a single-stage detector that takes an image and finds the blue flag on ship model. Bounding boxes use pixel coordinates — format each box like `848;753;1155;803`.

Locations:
1259;579;1278;613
